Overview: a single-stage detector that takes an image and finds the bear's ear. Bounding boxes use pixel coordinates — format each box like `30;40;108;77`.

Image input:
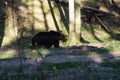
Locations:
60;30;63;33
49;30;52;32
49;30;55;32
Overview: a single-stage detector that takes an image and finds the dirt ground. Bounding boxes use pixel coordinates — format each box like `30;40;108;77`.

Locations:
0;45;120;80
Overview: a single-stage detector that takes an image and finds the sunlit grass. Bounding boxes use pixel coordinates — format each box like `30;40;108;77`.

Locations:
1;40;120;59
0;53;16;59
105;40;120;52
17;48;50;59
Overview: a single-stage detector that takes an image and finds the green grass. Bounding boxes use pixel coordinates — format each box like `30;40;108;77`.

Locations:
105;41;120;52
102;62;120;69
0;74;41;80
0;53;16;59
0;40;120;59
41;61;92;70
0;22;120;59
102;60;120;69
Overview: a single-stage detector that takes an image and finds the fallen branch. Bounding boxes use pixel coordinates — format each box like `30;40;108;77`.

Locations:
94;14;110;32
83;6;115;16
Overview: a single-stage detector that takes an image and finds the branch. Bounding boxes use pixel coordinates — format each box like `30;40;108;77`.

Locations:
83;6;116;16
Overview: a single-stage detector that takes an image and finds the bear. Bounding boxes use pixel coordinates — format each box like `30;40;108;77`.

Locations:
29;30;66;49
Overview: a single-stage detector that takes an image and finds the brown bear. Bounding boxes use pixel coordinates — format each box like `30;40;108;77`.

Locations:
29;30;66;49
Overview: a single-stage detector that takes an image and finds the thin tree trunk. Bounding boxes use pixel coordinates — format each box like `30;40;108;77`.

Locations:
68;0;76;46
75;0;81;44
68;0;81;46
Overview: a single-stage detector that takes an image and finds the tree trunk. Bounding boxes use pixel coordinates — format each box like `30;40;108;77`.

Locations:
75;0;81;44
68;0;81;46
1;0;18;49
0;1;6;49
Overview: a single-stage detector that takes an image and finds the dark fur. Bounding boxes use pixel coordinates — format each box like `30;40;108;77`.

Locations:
30;30;66;49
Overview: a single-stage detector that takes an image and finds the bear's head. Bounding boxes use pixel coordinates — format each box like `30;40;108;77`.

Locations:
49;30;66;42
58;33;66;42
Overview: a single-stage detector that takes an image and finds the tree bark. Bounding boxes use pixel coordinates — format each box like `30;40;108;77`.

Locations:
68;0;81;46
75;0;81;44
1;0;18;48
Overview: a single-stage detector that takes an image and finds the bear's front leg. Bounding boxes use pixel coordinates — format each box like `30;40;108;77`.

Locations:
53;40;59;48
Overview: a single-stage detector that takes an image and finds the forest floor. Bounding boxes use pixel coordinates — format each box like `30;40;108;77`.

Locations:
0;43;120;80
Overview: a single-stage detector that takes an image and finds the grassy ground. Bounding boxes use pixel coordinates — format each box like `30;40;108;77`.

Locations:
0;53;120;80
0;16;120;80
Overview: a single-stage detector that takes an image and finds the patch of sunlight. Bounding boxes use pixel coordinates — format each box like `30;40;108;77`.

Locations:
22;0;33;5
1;36;17;49
0;48;17;59
0;53;16;59
18;6;28;17
106;41;120;52
37;48;49;57
109;51;120;58
95;29;110;39
88;54;102;63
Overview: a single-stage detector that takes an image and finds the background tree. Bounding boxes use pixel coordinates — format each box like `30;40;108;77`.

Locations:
0;0;18;49
68;0;81;46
